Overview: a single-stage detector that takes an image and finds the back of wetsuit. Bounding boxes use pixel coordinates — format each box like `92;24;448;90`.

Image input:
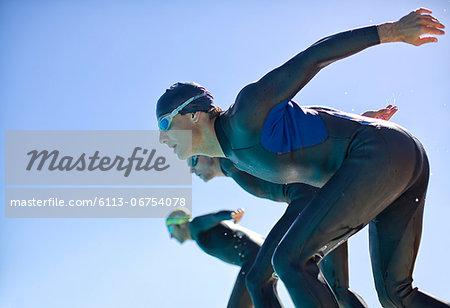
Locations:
215;106;403;187
214;26;387;187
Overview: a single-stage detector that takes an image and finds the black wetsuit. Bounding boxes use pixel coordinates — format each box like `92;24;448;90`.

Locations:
189;211;263;308
213;26;449;307
220;158;367;308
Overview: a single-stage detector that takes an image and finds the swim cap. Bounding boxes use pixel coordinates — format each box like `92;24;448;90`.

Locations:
166;208;192;226
156;82;214;119
166;216;191;227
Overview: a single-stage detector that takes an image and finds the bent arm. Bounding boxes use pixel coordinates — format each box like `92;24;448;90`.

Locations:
191;210;237;232
220;158;287;202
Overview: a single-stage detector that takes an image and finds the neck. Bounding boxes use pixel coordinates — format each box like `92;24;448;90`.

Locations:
214;158;226;177
195;117;226;157
185;222;193;240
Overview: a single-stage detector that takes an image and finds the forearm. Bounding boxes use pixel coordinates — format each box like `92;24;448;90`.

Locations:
191;210;234;231
305;26;380;68
221;159;286;202
255;26;380;108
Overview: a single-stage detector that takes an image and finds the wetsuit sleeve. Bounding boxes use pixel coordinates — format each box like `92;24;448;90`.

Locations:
190;210;234;232
220;158;287;203
236;26;380;125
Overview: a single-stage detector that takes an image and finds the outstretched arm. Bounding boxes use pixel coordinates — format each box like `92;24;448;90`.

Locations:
237;8;444;125
191;209;244;232
220;158;287;202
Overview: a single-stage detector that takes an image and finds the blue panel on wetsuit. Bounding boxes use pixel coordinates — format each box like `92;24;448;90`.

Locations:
261;100;328;154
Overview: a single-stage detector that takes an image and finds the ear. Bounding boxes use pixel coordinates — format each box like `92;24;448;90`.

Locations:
191;112;201;123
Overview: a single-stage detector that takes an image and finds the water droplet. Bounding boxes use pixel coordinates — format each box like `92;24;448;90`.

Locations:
234;245;238;249
415;198;419;202
233;234;236;238
224;232;227;236
241;272;246;275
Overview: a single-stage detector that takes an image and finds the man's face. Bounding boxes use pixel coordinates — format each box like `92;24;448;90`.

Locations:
168;223;189;244
188;155;218;182
159;113;193;160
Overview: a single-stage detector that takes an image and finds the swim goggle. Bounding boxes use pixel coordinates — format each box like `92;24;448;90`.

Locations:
189;155;199;168
166;216;191;233
158;93;208;131
167;224;176;233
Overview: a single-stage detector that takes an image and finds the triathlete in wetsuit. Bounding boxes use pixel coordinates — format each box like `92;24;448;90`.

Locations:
157;9;448;307
189;155;367;308
187;107;395;308
166;207;262;308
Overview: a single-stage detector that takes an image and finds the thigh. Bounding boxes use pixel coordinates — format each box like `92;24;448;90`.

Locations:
250;185;317;277
276;126;419;263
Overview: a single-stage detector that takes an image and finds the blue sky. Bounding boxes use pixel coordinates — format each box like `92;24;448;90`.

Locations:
1;0;449;307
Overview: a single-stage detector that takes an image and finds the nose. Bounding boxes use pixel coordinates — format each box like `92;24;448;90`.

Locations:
159;130;168;144
190;167;195;174
170;233;174;238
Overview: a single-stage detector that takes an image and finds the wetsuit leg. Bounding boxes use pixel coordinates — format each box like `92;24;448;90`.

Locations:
321;242;368;308
246;194;312;308
369;147;450;307
271;126;427;308
227;262;255;308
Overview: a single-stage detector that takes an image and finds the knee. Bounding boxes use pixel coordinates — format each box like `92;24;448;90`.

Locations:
272;242;302;280
272;241;322;284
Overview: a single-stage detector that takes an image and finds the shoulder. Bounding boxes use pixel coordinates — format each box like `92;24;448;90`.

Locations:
226;82;272;132
189;218;205;235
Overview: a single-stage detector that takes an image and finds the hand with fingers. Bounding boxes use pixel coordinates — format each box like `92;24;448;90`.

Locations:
375;105;398;121
231;208;245;224
361;105;398;120
378;8;445;45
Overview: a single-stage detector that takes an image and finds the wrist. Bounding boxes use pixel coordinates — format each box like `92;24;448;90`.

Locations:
377;22;400;43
